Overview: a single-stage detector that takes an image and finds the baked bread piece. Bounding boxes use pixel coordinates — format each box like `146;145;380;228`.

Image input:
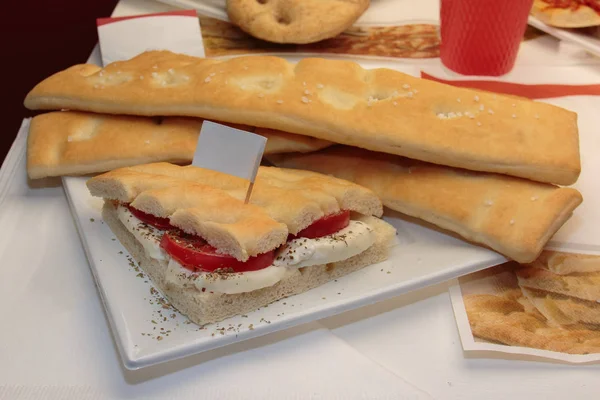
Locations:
271;146;583;263
23;50;581;185
87;169;288;261
521;287;600;326
464;291;600;354
531;0;600;28
26;111;332;179
524;250;600;275
103;201;395;326
226;0;370;44
89;162;383;235
516;267;600;302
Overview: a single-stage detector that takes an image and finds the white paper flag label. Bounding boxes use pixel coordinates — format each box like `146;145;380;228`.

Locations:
193;121;267;197
97;10;205;66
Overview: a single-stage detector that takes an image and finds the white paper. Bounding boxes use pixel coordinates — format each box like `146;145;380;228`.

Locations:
97;9;205;66
192;121;266;183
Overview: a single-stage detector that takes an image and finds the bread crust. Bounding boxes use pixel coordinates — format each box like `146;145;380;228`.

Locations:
24;50;580;185
119;162;383;234
102;201;395;326
26;111;332;179
464;291;600;354
226;0;370;44
272;146;583;263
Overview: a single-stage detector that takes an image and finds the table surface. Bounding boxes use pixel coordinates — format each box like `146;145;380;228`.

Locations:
3;1;600;399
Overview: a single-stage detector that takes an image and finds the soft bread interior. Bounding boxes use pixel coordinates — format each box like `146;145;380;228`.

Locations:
102;201;396;326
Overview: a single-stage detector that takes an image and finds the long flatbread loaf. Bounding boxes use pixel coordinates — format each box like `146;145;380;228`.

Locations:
270;146;583;263
26;111;332;179
24;50;580;185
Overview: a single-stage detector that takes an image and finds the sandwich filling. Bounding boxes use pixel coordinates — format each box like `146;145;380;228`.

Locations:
116;204;375;294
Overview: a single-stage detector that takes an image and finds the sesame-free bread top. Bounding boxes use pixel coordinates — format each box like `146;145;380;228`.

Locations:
24;50;580;185
272;146;583;263
26;111;332;179
89;162;382;236
87;168;288;261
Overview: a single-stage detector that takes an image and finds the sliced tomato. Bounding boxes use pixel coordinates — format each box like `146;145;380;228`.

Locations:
127;205;173;230
293;210;350;239
160;230;275;273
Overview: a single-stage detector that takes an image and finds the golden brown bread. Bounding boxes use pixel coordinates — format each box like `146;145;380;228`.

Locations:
464;291;600;354
24;50;580;185
226;0;370;44
524;250;600;275
516;267;600;302
26;111;332;179
272;146;583;263
521;287;600;327
87;169;288;261
88;162;382;236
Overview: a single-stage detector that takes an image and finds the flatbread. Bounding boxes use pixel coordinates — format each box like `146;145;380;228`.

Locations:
464;290;600;354
271;146;583;263
27;111;332;179
24;50;581;185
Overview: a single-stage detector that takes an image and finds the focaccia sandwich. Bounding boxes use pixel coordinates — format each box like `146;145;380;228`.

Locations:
87;163;396;325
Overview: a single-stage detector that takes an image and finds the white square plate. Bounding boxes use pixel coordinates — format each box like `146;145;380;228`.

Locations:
63;176;504;369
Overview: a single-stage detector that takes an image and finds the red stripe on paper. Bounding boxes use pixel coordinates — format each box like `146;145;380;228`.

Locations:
97;9;197;27
420;72;600;99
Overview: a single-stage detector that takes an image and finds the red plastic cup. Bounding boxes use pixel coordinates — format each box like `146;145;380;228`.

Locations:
440;0;534;76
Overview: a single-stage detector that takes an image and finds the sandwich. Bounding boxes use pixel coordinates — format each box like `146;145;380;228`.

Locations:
86;162;396;325
24;50;580;185
27;111;332;179
270;145;583;263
